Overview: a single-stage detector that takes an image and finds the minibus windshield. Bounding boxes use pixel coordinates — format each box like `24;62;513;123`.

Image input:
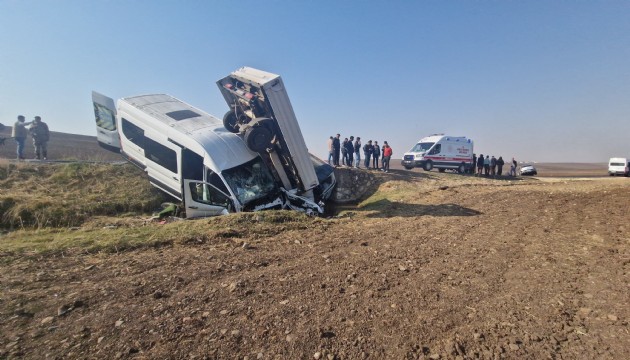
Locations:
223;157;278;205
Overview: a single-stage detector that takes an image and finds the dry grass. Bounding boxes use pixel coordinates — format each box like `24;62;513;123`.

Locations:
0;211;321;257
0;162;166;229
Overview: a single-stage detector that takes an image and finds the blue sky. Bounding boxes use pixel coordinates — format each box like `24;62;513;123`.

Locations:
1;0;629;162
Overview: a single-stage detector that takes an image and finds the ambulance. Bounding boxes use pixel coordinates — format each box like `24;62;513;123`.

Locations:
401;134;474;173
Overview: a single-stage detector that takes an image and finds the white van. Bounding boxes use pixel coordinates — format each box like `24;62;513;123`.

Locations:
401;134;474;173
608;158;629;176
92;75;335;218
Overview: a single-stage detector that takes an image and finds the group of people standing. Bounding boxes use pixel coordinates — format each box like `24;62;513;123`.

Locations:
473;154;518;177
11;115;50;160
328;134;394;172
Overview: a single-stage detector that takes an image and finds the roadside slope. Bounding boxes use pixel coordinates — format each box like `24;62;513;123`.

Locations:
1;171;628;359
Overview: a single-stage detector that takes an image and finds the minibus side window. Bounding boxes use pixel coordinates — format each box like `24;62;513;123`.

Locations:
182;149;204;181
206;169;230;195
121;118;145;148
144;137;177;173
189;182;231;208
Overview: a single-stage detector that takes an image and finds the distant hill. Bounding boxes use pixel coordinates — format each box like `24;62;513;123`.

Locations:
0;125;122;161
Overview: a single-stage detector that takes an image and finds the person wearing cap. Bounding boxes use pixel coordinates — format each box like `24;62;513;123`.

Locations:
29;116;50;160
11;115;32;160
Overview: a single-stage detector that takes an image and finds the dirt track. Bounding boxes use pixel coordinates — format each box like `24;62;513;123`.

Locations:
1;171;629;359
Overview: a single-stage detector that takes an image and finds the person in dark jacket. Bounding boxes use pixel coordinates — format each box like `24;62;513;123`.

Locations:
477;154;484;175
372;141;380;169
346;136;354;167
496;156;505;176
471;154;477;174
332;134;341;166
363;140;373;169
341;138;348;166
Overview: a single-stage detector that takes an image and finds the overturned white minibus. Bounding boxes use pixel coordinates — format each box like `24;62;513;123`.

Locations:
92;89;335;218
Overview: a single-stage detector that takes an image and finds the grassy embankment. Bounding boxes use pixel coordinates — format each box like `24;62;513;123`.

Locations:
0;161;331;257
0;161;478;257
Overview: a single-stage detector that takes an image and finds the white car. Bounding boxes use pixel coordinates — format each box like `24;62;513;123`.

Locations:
519;165;538;176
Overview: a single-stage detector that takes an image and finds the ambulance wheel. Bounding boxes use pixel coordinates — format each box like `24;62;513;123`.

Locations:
423;161;433;171
457;164;466;174
222;110;240;133
244;125;273;153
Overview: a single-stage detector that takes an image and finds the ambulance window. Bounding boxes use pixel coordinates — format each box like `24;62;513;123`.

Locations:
144;137;177;173
429;144;441;155
121;118;145;148
411;142;434;152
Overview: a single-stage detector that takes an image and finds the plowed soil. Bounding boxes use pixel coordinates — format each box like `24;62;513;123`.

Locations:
1;171;629;359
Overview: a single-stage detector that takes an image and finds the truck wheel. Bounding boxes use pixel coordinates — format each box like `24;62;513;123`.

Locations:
423;161;433;171
244;125;273;153
457;164;465;174
222;110;240;133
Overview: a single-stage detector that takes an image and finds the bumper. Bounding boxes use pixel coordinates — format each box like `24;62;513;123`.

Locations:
401;159;425;168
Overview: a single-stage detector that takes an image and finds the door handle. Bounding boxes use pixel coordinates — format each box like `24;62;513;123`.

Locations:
188;206;198;209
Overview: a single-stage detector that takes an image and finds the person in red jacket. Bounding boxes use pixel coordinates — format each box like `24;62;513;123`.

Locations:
381;141;393;173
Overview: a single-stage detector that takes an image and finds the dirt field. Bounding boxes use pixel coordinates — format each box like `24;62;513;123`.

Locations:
1;167;628;359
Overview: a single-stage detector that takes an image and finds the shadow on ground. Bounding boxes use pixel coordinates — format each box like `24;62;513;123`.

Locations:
357;199;482;218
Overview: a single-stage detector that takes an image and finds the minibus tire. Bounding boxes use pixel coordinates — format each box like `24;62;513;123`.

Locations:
245;126;273;153
222;110;240;133
423;161;433;171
